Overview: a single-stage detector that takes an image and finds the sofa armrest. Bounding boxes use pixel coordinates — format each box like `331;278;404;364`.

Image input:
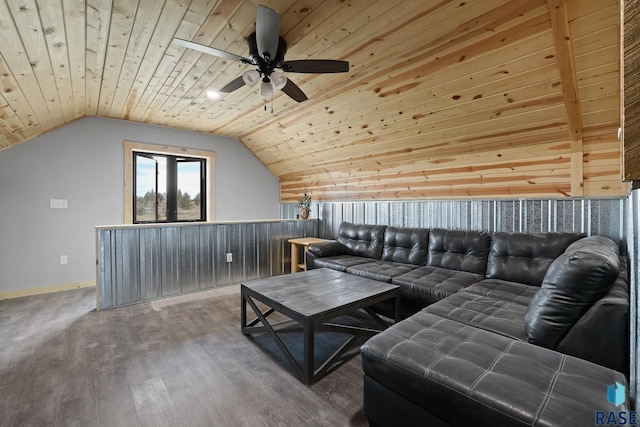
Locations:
557;295;628;375
307;240;346;257
524;236;621;350
556;256;629;374
306;240;346;270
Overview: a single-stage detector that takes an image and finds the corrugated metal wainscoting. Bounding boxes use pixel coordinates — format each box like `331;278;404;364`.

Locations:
283;198;627;245
96;219;316;310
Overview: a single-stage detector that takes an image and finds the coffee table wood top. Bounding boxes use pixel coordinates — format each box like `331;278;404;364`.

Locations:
241;268;398;319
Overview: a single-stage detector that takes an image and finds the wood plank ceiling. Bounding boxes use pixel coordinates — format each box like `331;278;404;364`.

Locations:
0;0;625;202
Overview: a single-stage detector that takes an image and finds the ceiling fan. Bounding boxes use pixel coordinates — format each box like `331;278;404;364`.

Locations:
173;4;349;103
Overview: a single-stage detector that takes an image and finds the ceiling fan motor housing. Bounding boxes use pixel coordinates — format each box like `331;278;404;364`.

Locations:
247;32;287;67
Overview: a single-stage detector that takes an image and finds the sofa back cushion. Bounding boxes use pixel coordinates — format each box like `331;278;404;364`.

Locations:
486;231;585;286
337;222;387;259
524;236;620;350
381;227;429;266
427;229;491;275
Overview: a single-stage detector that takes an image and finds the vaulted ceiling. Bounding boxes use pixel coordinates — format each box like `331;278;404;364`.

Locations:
0;0;625;201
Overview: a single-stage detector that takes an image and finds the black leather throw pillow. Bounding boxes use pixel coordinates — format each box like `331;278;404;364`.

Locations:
524;236;620;349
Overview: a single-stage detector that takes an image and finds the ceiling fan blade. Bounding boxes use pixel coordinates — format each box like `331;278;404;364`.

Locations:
256;5;279;60
173;38;251;64
280;79;308;102
281;59;350;73
219;76;246;93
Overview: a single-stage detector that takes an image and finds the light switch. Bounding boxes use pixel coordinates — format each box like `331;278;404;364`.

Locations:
50;199;68;209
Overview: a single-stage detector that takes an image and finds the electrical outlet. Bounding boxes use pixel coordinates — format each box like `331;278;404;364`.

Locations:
226;253;233;263
60;255;68;265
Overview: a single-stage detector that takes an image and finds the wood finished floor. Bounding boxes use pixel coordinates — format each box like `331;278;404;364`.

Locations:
0;286;370;427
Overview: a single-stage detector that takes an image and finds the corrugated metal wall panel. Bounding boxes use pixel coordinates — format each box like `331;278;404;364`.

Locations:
198;226;216;290
282;198;626;245
229;224;244;284
161;227;180;297
180;226;199;293
96;229;113;309
243;223;258;282
214;225;229;287
140;227;161;300
96;219;318;310
253;223;269;280
116;228;140;306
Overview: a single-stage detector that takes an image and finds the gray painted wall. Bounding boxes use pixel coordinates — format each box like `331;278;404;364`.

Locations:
0;117;280;293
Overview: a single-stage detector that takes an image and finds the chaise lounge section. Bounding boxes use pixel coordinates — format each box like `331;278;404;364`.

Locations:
306;221;630;426
361;312;628;427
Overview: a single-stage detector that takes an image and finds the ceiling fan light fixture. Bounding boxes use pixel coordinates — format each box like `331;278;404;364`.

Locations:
242;70;261;87
260;80;273;97
271;71;287;90
206;90;220;99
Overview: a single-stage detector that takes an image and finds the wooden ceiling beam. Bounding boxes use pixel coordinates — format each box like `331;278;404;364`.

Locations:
547;0;584;196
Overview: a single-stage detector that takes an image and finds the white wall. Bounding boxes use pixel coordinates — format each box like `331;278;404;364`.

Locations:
0;117;280;294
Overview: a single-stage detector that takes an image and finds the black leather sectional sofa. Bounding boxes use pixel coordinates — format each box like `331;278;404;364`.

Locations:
306;222;630;426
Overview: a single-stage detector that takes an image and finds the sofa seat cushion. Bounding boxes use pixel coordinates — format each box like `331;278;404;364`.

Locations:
392;266;484;306
425;279;538;341
312;255;375;272
361;312;628;427
345;261;419;283
461;279;540;306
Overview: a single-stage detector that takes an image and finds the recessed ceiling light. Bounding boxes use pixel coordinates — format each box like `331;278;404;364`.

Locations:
206;90;220;99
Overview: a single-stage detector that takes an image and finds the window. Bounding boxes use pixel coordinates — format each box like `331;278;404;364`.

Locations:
133;153;206;223
124;142;215;224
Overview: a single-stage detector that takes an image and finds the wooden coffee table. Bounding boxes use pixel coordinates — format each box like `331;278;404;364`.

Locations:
241;268;399;385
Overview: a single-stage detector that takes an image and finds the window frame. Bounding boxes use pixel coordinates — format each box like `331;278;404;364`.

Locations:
132;152;160;223
124;141;215;224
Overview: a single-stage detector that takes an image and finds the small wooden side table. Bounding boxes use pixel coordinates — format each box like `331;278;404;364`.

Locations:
288;237;327;273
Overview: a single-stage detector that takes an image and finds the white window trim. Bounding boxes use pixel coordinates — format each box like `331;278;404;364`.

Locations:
124;141;215;224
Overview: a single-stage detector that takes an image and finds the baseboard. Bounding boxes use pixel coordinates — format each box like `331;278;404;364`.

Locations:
0;281;95;300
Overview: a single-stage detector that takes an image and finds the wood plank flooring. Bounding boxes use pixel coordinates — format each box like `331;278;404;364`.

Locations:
0;286;370;427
